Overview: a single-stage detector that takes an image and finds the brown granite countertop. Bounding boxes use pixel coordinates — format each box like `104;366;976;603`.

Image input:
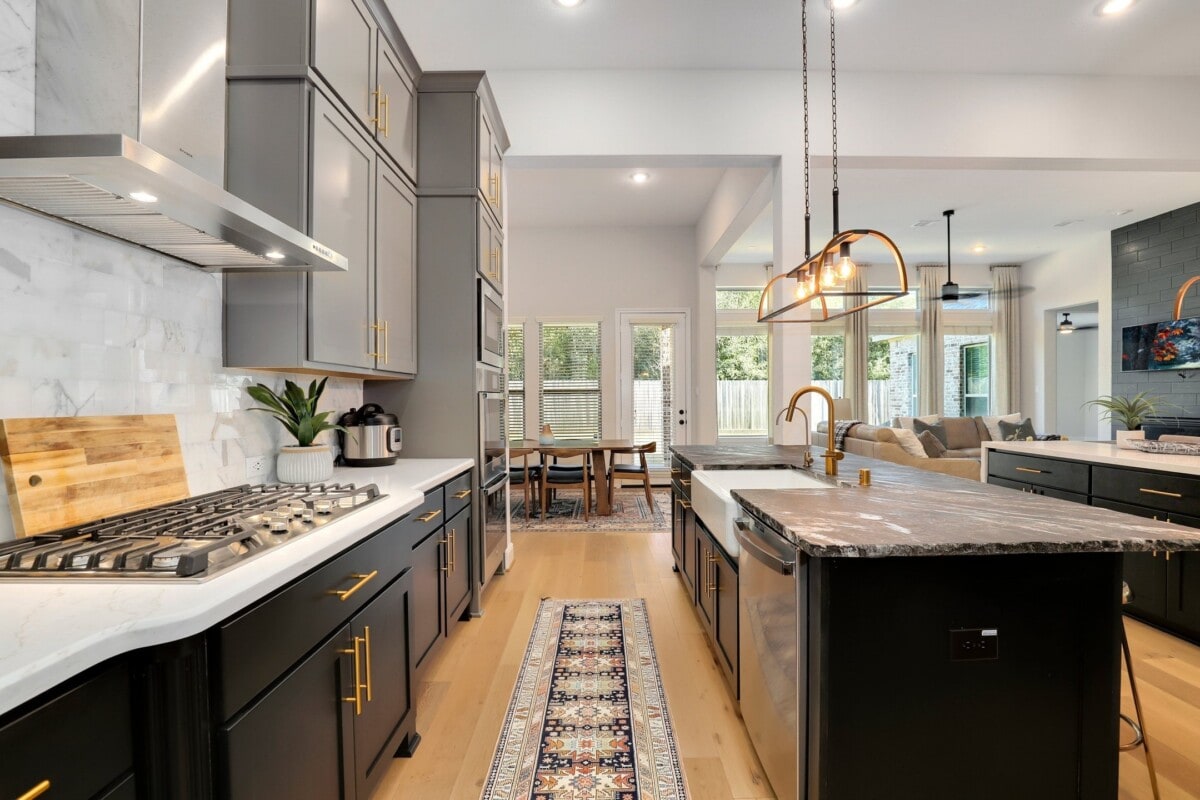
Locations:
671;444;1200;558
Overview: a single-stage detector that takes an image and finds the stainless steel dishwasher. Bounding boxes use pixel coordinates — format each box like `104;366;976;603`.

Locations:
735;514;804;800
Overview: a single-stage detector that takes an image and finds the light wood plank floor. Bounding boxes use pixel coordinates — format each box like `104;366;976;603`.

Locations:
374;527;1200;800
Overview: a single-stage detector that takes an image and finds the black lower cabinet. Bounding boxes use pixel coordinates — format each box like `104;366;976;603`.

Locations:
410;505;473;674
445;505;473;634
1170;550;1200;640
0;660;135;800
694;520;739;696
221;627;353;799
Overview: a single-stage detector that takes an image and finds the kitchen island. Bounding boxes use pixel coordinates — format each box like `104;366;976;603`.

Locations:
672;444;1200;800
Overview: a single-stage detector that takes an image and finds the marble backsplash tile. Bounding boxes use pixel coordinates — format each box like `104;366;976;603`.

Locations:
0;204;365;541
0;0;35;136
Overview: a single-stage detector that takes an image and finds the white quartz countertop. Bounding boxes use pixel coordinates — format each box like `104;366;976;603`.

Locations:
982;440;1200;476
0;458;472;716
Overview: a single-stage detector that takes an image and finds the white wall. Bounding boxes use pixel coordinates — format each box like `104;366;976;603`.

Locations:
0;2;362;542
507;225;698;440
1055;326;1100;440
1019;235;1113;437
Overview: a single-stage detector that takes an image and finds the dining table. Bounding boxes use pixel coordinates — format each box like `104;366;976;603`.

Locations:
506;438;655;516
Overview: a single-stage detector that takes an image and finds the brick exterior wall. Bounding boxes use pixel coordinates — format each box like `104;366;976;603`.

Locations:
1111;201;1200;415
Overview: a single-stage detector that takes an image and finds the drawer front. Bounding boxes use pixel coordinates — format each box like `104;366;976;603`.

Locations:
672;460;693;499
987;451;1089;494
392;487;445;549
445;470;473;519
0;661;133;800
214;516;408;719
1092;465;1200;516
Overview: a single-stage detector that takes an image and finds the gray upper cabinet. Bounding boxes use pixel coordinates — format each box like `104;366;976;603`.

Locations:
224;81;416;378
418;72;510;230
228;0;420;184
477;204;503;291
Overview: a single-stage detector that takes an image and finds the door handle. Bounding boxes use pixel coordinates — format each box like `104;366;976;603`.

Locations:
341;635;365;715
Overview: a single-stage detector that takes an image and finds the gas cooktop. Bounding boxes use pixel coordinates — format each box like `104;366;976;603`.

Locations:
0;483;383;580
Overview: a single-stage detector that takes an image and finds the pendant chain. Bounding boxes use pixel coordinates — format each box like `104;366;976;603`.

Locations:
802;0;811;257
829;3;839;194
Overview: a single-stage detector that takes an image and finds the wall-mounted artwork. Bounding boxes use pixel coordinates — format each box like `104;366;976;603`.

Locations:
1121;317;1200;371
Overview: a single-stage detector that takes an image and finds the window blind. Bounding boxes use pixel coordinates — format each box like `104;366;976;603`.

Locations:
506;324;525;441
538;322;602;440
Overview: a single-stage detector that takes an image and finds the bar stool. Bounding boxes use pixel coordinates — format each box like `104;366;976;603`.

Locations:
1120;581;1161;800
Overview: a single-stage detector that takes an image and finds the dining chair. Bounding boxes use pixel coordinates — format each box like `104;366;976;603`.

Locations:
607;441;657;507
508;447;543;521
539;448;591;521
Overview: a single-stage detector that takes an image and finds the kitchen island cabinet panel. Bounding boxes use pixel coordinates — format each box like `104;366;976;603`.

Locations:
0;661;134;800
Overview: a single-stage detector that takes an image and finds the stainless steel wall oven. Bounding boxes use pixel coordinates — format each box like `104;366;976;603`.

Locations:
477;366;508;586
478;279;504;369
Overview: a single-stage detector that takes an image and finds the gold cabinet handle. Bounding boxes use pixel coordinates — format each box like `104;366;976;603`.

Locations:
488;174;499;206
341;635;364;715
381;91;390;137
381;319;389;365
1140;487;1183;499
453;489;472;499
440;535;450;572
363;625;373;702
368;320;383;358
707;553;721;594
1015;467;1044;474
670;469;682;478
17;781;51;800
450;528;457;572
332;570;378;601
369;87;383;129
677;499;691;509
417;509;442;523
488;249;500;280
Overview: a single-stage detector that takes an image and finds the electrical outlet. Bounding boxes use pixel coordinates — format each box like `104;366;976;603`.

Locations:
949;628;999;661
245;455;268;478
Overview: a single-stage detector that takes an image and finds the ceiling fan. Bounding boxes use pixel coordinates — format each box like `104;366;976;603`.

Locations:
933;208;1030;303
1057;312;1098;334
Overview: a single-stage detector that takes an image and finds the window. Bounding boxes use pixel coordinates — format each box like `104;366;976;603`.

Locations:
868;333;920;424
715;288;762;310
538;322;602;439
506;324;525;441
632;324;677;464
809;333;845;427
960;341;990;417
716;332;768;437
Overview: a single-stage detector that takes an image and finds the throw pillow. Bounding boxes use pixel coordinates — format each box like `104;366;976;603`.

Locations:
982;412;1022;442
892;428;929;459
942;416;981;450
998;417;1037;441
917;429;947;458
912;418;948;448
894;414;940;431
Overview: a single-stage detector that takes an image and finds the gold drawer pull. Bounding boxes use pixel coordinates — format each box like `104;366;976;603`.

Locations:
440;535;450;572
680;479;691;485
670;469;681;477
1140;487;1183;499
453;489;472;499
363;626;373;702
18;781;51;800
1015;467;1044;474
677;499;691;509
417;509;443;523
341;635;364;715
332;570;378;601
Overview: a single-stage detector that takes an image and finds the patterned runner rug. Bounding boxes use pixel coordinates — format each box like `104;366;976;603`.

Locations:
481;599;688;800
510;490;670;532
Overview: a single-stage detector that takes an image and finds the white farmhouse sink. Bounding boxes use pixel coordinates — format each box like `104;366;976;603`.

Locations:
690;469;833;556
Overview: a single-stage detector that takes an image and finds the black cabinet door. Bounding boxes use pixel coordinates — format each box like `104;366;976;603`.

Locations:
696;525;716;630
221;626;353;800
410;528;446;672
445;506;473;632
714;546;739;695
671;489;686;573
352;573;412;799
1092;498;1170;624
1165;511;1200;640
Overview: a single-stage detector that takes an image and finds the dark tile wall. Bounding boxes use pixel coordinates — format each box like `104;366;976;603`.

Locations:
1111;201;1200;415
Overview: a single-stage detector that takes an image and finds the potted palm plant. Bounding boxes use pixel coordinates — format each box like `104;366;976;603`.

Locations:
248;377;344;483
1083;392;1166;449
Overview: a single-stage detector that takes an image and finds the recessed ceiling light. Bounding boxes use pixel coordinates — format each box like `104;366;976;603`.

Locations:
265;250;285;260
129;191;158;203
1112;208;1134;216
829;0;859;8
630;171;650;184
553;0;584;7
911;219;937;228
1096;0;1135;15
971;244;987;254
1053;219;1083;228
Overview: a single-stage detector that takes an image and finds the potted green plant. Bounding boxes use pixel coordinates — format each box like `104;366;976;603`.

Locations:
248;377;345;483
1082;392;1166;449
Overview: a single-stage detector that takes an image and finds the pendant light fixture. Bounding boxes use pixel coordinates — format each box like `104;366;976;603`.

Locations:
1058;313;1076;335
758;0;908;324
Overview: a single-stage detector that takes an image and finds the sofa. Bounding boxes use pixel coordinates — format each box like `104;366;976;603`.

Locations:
813;421;984;481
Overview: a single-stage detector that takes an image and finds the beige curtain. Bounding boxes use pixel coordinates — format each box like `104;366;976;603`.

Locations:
918;265;945;416
843;269;869;421
991;265;1021;414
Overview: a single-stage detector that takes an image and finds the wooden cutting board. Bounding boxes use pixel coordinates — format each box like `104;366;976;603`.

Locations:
0;414;190;537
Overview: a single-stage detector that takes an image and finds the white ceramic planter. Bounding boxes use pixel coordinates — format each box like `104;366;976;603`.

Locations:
1114;429;1145;450
276;444;334;484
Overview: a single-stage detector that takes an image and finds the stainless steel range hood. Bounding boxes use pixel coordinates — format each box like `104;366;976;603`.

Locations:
0;134;347;271
0;0;346;273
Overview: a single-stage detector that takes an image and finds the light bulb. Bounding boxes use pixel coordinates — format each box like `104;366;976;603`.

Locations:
835;254;856;281
820;264;837;288
794;280;809;301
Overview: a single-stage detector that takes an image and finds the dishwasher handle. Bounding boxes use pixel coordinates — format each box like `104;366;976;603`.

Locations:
735;518;796;575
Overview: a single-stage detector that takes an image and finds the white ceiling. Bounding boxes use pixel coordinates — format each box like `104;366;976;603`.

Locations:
389;0;1200;265
385;0;1200;76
